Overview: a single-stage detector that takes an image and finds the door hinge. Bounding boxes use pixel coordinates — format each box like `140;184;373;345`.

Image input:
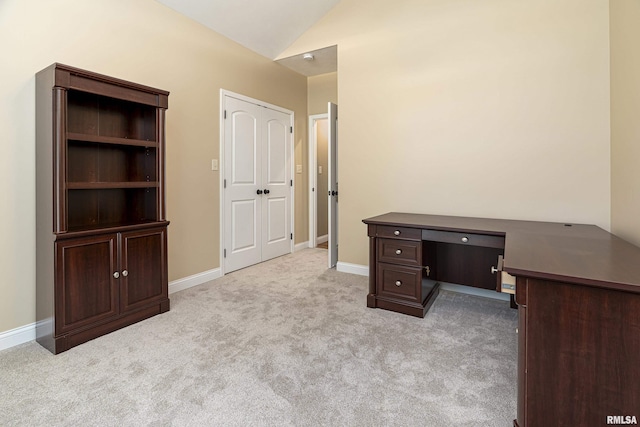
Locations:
224;179;226;189
224;249;227;258
224;110;227;119
290;233;293;240
290;126;293;134
290;179;293;187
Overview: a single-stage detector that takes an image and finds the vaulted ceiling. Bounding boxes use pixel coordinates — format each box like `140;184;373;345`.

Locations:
155;0;340;74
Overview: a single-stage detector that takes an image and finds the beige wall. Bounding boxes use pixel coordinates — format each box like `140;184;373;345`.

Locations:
610;0;640;247
280;0;612;266
308;72;338;116
0;0;307;334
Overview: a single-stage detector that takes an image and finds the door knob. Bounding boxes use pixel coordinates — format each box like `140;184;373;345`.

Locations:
331;190;337;196
264;189;270;194
257;189;263;195
491;266;499;274
122;270;128;277
113;272;120;279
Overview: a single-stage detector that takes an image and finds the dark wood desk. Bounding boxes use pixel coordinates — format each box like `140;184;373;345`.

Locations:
363;212;640;427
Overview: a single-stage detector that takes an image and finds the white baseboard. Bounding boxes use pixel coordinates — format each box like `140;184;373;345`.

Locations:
0;322;36;352
169;268;222;294
336;261;369;276
316;234;328;244
294;241;310;252
0;270;222;352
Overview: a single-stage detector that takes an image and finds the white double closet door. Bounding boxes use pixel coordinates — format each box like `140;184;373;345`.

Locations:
223;95;292;273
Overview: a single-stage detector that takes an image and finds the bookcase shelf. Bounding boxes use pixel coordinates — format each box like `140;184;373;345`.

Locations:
67;140;157;186
67;132;159;148
67;89;157;141
67;182;159;189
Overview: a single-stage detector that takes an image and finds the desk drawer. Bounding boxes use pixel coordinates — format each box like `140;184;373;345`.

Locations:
377;238;421;267
376;225;421;241
377;262;421;302
422;229;505;249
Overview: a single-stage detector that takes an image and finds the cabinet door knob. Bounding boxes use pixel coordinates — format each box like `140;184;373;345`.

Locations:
395;249;402;255
394;230;401;236
122;270;129;277
113;272;120;279
264;189;270;194
461;237;469;243
257;189;263;195
395;280;402;286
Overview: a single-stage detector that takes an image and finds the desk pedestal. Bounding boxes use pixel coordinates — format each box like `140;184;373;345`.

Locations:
366;223;504;318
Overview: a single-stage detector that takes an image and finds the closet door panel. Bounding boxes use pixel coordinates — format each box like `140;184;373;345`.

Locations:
224;97;263;272
261;108;291;261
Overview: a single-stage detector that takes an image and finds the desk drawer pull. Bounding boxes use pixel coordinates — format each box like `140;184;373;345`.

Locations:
394;230;401;236
395;249;402;255
395;280;402;286
461;236;469;243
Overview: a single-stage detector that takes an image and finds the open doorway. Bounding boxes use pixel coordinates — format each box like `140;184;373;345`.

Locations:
308;114;328;250
309;103;338;268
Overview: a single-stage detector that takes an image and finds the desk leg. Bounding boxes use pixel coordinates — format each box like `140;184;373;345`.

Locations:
367;236;377;308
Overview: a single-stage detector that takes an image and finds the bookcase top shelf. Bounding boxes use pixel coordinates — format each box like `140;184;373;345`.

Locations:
50;63;169;108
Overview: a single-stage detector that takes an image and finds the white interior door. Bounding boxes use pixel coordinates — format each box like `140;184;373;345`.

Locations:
328;102;338;268
223;94;292;273
224;97;262;273
261;107;291;261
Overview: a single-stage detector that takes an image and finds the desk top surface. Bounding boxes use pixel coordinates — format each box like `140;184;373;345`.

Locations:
363;212;640;293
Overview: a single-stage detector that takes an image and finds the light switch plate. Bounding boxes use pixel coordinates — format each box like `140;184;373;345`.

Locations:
318;165;323;174
296;164;303;173
211;159;218;171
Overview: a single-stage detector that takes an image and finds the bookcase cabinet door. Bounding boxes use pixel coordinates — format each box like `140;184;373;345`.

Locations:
55;234;119;335
119;227;167;313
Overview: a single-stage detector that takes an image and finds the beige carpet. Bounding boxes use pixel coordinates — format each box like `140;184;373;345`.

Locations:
0;248;517;426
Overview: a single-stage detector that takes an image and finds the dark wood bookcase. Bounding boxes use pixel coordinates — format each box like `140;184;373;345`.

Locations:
36;63;170;354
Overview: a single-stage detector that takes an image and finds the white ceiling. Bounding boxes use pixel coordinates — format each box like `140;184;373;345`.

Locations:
155;0;340;61
276;45;337;77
